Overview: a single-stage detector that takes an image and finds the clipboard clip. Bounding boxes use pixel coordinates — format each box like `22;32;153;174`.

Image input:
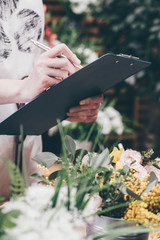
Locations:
117;53;140;60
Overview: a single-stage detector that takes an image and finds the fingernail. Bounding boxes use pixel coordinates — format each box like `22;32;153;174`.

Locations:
80;100;85;105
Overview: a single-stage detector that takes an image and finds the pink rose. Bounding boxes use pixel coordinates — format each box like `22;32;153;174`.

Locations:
119;149;142;166
144;165;160;181
132;164;148;180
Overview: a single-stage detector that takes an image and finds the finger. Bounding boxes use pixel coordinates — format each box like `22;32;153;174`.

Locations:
67;114;98;123
46;43;81;65
46;68;69;80
79;94;104;105
68;103;101;113
66;108;99;118
45;57;76;75
42;76;61;90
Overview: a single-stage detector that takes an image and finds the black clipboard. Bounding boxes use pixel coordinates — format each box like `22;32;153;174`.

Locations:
0;53;151;135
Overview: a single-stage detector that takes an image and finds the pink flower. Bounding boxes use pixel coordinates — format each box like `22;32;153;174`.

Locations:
132;164;148;180
119;149;142;166
43;4;47;14
49;34;58;48
119;149;147;180
45;27;52;37
144;165;160;181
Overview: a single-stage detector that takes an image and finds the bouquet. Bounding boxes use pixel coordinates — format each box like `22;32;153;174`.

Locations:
0;127;160;239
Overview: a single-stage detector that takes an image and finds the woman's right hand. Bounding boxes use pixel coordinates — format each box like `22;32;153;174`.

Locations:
22;43;81;102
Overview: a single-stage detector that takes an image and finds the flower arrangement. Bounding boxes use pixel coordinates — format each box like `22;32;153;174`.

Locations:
34;132;160;238
0;135;104;240
0;126;160;239
94;145;160;239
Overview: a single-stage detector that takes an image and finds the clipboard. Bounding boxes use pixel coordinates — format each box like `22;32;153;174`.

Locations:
0;53;151;135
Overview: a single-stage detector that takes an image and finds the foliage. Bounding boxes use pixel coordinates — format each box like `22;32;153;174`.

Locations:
0;123;160;239
0;157;24;199
44;13;100;64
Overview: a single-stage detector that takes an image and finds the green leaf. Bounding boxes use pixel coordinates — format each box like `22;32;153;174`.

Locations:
0;156;24;199
123;165;129;174
126;188;141;200
32;152;59;168
64;135;76;154
30;173;50;184
142;171;158;194
2;210;21;229
49;169;65;181
119;184;128;195
51;169;67;208
91;148;110;169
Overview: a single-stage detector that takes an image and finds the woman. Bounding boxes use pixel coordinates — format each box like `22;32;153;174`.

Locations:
0;0;103;199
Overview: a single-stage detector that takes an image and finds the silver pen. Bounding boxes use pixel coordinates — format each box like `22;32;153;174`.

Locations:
30;39;83;69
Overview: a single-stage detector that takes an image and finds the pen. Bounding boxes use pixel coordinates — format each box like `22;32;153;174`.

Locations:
30;39;83;69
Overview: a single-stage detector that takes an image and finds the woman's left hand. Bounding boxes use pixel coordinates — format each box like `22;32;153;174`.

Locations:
66;94;103;122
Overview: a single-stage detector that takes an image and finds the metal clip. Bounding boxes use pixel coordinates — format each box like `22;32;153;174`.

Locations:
117;53;140;60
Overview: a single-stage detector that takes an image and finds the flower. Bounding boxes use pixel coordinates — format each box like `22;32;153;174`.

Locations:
118;149;149;180
119;149;142;166
49;33;58;48
69;0;100;15
45;26;52;37
110;147;124;163
2;185;86;240
144;165;160;181
96;106;124;135
43;4;47;14
82;193;102;223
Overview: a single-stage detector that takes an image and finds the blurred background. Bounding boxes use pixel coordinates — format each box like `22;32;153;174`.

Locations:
42;0;160;156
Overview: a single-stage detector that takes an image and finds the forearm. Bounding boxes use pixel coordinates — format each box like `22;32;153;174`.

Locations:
0;79;24;104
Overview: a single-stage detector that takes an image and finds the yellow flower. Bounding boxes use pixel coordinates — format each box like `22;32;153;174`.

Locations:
115;161;124;170
110;147;123;163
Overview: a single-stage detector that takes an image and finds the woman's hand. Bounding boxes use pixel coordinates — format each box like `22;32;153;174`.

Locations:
66;94;104;122
22;43;81;102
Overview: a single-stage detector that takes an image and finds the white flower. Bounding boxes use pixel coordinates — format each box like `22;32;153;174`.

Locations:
96;106;124;135
125;75;136;85
69;0;100;15
2;185;86;240
82;193;102;223
97;110;112;134
76;45;98;64
83;48;98;64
